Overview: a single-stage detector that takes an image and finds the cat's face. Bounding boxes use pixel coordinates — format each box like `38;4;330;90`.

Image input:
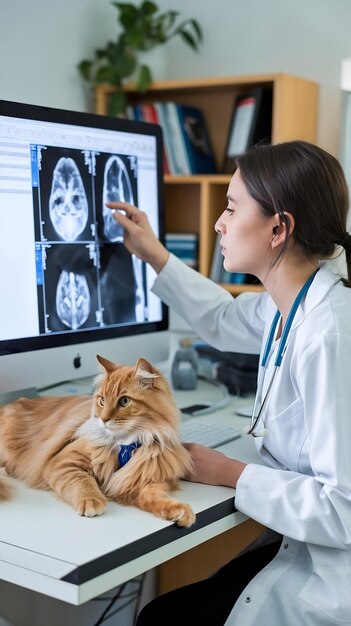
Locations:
89;355;179;446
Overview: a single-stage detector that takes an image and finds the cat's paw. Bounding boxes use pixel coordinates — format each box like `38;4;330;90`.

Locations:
75;494;107;517
0;477;12;501
161;502;196;528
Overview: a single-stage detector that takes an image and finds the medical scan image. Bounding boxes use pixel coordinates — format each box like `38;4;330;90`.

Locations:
98;243;140;325
37;147;94;243
43;244;99;332
55;269;91;330
34;147;146;332
101;155;135;242
49;157;89;241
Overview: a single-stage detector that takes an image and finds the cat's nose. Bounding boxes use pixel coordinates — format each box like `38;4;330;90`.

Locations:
98;413;111;425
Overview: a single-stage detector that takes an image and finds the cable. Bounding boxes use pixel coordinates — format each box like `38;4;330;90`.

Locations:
133;573;146;624
92;582;128;625
91;573;146;626
192;375;232;415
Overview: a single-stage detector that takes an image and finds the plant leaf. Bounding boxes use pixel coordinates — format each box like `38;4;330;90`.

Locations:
189;19;203;43
77;60;92;80
108;90;127;116
141;1;158;16
116;3;138;29
137;64;152;92
178;30;198;51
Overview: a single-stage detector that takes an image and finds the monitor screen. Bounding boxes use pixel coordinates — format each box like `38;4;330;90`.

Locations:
0;99;169;396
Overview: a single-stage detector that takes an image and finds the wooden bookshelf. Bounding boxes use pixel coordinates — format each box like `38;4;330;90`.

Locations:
95;73;318;295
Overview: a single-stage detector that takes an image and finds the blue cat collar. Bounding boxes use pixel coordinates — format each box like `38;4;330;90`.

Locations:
118;442;141;468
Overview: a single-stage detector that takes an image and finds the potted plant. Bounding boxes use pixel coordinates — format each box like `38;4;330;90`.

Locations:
78;1;203;116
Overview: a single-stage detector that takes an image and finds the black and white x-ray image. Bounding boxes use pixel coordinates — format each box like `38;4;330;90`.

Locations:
43;244;99;332
131;254;146;322
95;153;138;243
99;244;143;325
37;147;94;243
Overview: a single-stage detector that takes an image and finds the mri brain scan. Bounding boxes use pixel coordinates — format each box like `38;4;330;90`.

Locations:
49;157;88;241
55;270;91;329
102;155;134;241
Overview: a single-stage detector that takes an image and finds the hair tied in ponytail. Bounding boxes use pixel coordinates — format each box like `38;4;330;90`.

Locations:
337;232;350;248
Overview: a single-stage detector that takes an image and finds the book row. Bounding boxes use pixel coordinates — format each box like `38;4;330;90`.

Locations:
125;87;272;176
165;233;198;269
126;102;217;175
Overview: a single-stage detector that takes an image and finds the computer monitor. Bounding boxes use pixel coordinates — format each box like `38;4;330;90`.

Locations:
0;99;169;397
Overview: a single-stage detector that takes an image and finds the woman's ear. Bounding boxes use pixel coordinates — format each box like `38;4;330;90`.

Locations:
271;212;295;247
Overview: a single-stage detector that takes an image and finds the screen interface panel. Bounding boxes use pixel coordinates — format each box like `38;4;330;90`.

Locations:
0;102;164;353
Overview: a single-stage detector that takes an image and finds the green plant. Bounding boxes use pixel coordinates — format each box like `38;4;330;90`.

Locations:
78;1;203;116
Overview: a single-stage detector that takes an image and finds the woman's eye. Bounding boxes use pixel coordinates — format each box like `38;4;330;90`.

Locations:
118;396;131;407
99;396;105;407
226;207;234;215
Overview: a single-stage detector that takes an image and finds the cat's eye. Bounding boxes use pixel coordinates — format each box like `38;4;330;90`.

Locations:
98;396;105;407
118;396;131;408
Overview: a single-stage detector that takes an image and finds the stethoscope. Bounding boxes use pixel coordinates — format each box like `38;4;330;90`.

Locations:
245;270;318;437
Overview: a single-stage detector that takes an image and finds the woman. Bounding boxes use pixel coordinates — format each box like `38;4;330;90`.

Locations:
107;141;351;625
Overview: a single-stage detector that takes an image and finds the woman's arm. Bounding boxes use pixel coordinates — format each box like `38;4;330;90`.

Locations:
106;201;169;273
183;443;246;488
107;200;268;354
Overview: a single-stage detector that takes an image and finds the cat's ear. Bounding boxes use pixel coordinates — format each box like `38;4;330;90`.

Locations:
134;358;159;387
96;354;117;373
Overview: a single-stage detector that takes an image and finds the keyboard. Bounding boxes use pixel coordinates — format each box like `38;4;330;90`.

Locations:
180;420;241;448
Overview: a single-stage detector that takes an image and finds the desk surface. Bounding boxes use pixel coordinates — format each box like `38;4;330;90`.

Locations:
0;381;259;605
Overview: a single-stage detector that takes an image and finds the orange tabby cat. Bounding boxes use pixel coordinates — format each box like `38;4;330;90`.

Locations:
0;355;196;527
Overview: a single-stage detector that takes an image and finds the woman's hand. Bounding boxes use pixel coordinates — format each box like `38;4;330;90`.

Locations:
183;443;246;488
106;201;169;273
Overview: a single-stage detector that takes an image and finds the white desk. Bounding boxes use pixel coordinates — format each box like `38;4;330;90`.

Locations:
0;381;259;606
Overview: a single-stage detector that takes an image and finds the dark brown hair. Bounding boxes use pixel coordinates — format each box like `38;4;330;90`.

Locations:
236;140;351;286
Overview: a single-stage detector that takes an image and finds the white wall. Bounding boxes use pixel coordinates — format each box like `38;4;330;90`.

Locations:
1;0;351;156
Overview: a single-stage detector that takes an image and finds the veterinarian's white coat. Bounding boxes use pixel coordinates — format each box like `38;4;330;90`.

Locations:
153;254;351;625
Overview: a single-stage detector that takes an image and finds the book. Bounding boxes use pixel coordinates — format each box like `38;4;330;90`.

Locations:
165;232;198;268
154;102;178;174
163;103;192;175
131;104;144;121
174;104;217;174
223;87;272;173
141;103;170;175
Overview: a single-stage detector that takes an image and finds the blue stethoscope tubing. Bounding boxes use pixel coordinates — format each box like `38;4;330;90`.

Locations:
247;270;318;437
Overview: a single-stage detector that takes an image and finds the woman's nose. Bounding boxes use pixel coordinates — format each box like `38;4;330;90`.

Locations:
214;217;222;234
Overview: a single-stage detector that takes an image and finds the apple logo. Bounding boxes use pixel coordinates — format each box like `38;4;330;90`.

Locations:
73;354;81;369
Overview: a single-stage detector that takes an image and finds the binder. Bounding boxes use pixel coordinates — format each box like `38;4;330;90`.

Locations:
174;104;217;174
223;87;272;173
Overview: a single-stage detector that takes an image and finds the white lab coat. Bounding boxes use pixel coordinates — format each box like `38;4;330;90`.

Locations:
153;254;351;625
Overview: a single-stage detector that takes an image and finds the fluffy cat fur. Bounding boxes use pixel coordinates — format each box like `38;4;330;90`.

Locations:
0;356;196;527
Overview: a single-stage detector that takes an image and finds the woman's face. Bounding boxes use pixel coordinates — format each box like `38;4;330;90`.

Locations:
214;168;276;279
